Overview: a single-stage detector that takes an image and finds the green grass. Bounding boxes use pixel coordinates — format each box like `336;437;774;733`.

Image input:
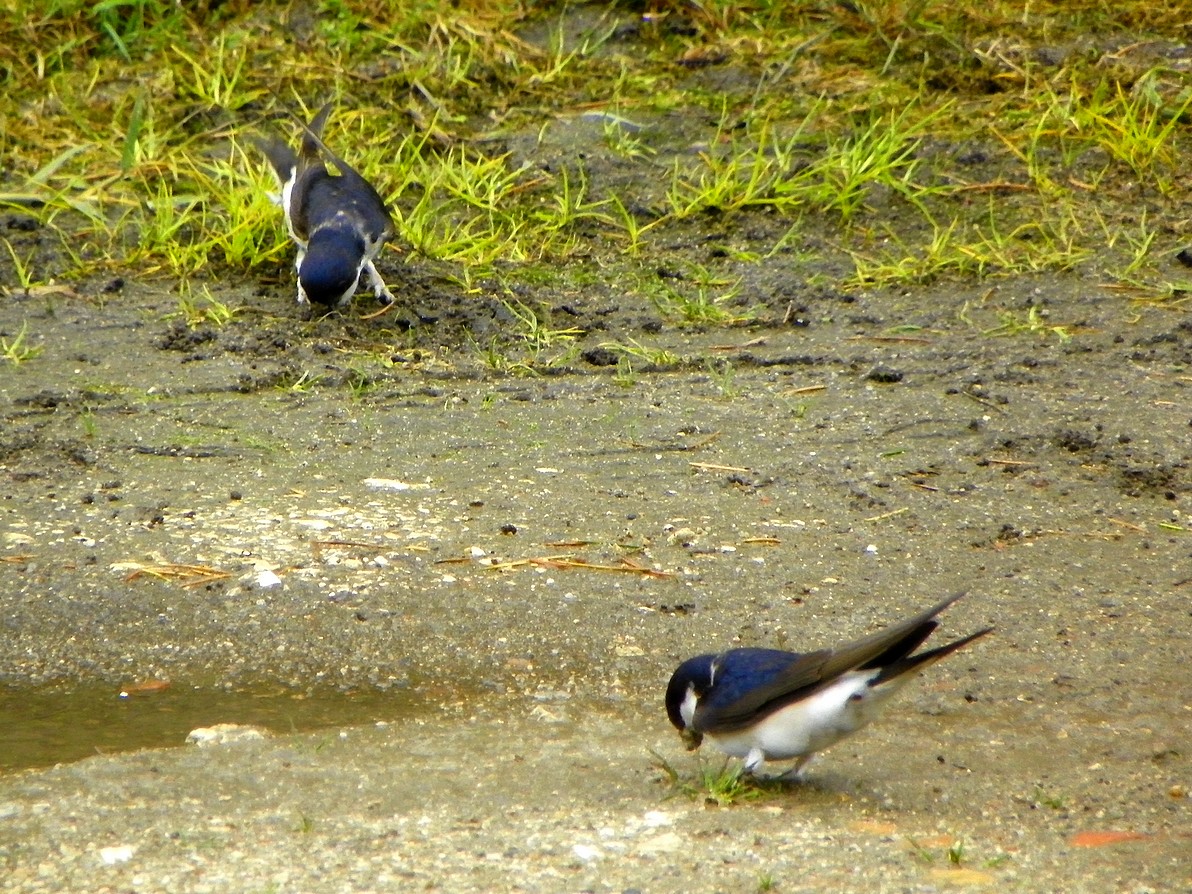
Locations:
465;292;586;374
0;322;43;365
599;337;685;387
0;0;1187;312
599;339;681;368
705;359;739;398
277;370;324;394
293;813;315;835
906;834;1010;870
1;239;41;293
982;305;1073;341
169;288;242;329
1033;787;1067;810
649;265;751;325
652;750;776;807
78;408;97;438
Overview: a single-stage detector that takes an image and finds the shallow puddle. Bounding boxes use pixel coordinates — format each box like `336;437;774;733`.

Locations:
0;683;421;773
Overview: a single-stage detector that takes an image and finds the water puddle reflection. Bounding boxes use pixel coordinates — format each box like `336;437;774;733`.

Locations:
0;683;421;773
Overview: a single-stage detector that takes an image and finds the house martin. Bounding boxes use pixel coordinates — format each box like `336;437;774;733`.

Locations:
255;103;395;308
665;592;991;778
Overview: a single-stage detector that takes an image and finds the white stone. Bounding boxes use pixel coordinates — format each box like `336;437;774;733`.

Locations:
642;810;673;828
185;724;268;747
99;845;135;865
257;569;282;589
364;478;426;491
571;843;602;861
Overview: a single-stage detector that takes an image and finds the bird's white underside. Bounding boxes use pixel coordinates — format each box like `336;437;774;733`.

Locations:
280;169;299;243
686;668;918;774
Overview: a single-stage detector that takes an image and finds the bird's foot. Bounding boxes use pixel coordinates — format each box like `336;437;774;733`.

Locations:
770;755;814;783
743;752;814;784
364;260;394;305
742;748;767;778
770;766;809;784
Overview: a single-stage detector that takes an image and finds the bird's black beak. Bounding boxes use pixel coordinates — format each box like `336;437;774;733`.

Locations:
680;727;702;751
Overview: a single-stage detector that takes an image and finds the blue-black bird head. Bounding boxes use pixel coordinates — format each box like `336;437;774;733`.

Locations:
300;227;365;305
665;653;716;747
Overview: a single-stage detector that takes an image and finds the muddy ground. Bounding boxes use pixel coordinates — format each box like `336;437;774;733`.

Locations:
2;73;1192;894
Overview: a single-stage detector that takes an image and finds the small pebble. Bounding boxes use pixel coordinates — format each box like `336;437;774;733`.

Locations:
99;845;135;865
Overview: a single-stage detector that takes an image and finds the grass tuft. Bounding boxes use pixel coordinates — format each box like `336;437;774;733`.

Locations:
652;750;776;807
1;322;43;365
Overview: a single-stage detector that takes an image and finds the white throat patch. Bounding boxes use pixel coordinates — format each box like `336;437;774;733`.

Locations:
680;684;699;727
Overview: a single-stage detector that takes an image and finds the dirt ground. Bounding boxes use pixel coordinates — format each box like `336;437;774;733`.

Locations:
2;30;1192;893
2;242;1190;889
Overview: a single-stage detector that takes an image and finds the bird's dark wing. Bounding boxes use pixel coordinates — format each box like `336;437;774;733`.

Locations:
870;626;993;685
813;591;968;682
695;592;972;733
298;102;335;169
693;647;831;734
293;104;394;242
280;106;336;243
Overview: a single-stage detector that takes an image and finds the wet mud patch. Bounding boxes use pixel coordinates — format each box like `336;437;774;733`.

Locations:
0;683;426;773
